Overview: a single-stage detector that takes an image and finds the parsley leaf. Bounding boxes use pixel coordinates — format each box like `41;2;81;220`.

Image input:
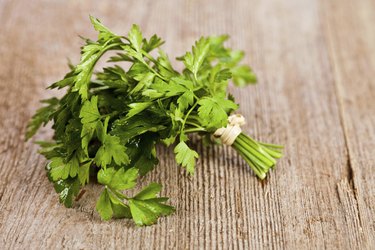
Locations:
95;167;138;220
97;167;138;191
53;178;81;208
129;183;175;226
95;133;130;168
78;161;91;185
197;96;238;130
71;17;122;100
128;24;143;52
48;156;79;181
232;65;257;87
183;37;210;78
96;188;113;220
79;96;101;154
174;141;199;174
126;102;153;119
142;34;164;52
26;98;59;139
89;15;118;41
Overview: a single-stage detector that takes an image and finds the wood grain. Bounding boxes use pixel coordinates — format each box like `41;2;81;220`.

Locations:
0;0;374;249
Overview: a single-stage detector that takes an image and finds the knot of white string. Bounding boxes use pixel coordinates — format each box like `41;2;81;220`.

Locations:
213;114;246;145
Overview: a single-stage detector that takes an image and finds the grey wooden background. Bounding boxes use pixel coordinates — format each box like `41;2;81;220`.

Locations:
0;0;374;249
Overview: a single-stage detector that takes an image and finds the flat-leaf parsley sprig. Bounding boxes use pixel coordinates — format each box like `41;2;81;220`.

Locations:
27;16;283;226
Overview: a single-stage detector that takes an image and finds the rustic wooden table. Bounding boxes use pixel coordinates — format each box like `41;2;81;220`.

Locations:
1;0;374;249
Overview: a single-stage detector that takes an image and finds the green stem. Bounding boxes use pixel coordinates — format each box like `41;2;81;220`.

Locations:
236;135;275;166
142;50;159;65
259;145;283;159
258;141;284;149
185;121;203;128
233;143;265;179
234;139;269;172
231;132;283;179
179;102;199;140
240;133;283;159
185;128;206;134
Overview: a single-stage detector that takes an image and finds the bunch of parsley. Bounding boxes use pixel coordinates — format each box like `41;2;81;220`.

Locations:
27;16;282;226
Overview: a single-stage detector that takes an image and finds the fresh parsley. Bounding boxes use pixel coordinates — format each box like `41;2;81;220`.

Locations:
27;16;283;226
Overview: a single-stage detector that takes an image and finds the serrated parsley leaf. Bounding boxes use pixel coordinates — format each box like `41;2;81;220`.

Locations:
53;178;81;208
231;65;257;86
215;68;232;82
150;77;194;108
129;198;174;226
130;72;155;95
96;184;133;220
94;117;129;168
89;15;119;41
26;98;59;139
48;75;75;90
126;134;159;176
96;188;113;220
129;183;175;226
78;161;91;185
111;202;132;219
156;50;178;79
174;141;199;174
133;182;162;199
96;167;137;220
142;34;164;52
95;134;130;168
126;102;152;119
183;37;210;78
71;18;122;100
128;24;143;52
80;96;101;153
97;167;138;191
80;96;101;124
111;115;165;144
197;96;238;129
177;90;194;112
37;141;63;159
48;156;79;181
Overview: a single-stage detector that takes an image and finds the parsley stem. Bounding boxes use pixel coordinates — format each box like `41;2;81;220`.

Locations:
238;134;276;163
232;132;283;179
236;135;275;166
258;141;284;149
180;102;199;140
234;140;270;171
240;133;282;159
258;145;283;159
233;145;266;179
102;110;119;119
109;187;128;200
185;121;203;128
185;128;206;133
142;50;161;67
186;114;200;122
143;62;166;81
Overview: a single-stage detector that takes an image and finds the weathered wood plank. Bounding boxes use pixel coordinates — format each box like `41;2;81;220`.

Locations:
321;0;375;248
0;0;374;249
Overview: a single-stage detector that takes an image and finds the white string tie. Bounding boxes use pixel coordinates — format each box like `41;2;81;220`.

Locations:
213;114;245;145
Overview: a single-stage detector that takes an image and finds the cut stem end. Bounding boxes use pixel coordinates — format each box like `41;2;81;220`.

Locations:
232;133;283;179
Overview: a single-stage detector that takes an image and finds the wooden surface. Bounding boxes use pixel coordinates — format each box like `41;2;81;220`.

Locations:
0;0;374;249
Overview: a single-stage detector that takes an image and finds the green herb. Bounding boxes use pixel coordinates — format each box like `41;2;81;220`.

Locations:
27;16;283;226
